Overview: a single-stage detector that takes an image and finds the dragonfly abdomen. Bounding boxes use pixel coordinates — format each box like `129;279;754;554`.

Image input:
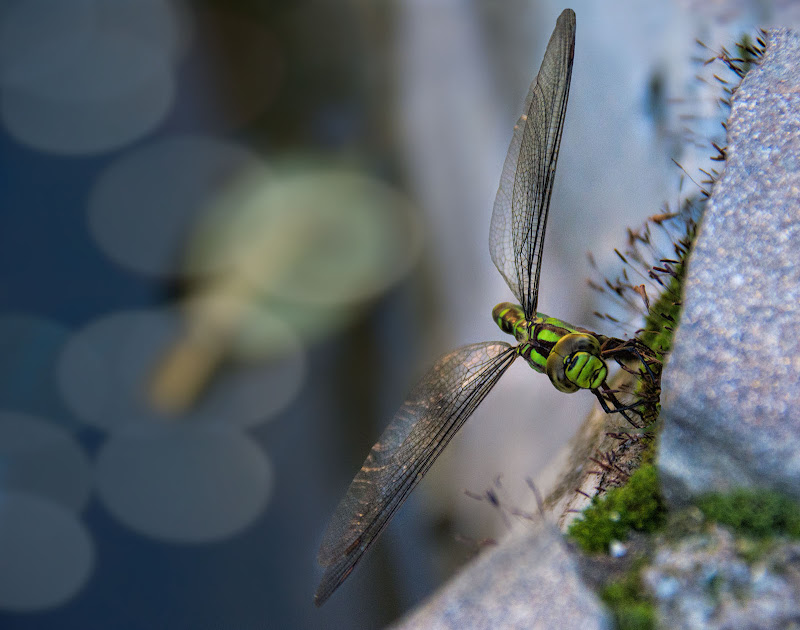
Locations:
492;302;530;342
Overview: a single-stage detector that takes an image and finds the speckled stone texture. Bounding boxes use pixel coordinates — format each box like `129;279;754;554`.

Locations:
660;29;800;502
391;524;610;630
643;525;800;630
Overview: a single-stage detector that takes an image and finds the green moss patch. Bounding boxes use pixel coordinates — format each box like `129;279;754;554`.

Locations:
696;488;800;539
639;265;685;358
600;568;656;630
568;464;667;553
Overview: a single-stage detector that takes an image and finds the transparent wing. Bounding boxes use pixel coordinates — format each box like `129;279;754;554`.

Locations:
489;8;575;319
315;341;517;605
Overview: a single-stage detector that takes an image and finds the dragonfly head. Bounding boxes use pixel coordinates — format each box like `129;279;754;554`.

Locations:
545;333;607;392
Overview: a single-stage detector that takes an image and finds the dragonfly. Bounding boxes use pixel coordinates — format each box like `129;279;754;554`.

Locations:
315;8;651;606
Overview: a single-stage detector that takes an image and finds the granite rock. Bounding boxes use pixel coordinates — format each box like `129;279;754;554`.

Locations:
643;525;800;630
659;29;800;503
392;524;610;630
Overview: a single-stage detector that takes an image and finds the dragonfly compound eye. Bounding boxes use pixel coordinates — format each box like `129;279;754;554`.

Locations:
545;333;606;392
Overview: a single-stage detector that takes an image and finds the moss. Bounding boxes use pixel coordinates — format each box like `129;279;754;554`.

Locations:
600;567;656;630
696;488;800;539
638;435;657;466
639;265;685;357
568;464;667;553
637;203;698;363
733;536;777;565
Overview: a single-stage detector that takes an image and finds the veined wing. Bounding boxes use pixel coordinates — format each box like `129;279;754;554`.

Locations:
489;9;575;319
315;341;517;605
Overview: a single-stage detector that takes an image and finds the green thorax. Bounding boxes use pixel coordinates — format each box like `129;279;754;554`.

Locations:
492;301;600;372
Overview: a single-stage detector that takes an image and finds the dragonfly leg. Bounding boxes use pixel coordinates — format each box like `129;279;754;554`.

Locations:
601;338;659;385
592;385;645;428
624;341;659;384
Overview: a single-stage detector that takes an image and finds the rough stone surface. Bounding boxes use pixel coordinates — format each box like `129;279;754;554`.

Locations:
659;29;800;503
391;524;610;630
643;525;800;630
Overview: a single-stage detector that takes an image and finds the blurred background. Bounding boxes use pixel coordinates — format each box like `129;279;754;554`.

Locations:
0;1;794;628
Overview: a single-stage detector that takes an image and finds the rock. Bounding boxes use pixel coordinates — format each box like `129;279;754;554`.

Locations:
391;524;611;630
659;28;800;503
643;525;800;630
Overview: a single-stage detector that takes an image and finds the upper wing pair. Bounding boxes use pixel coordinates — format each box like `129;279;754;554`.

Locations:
490;8;575;319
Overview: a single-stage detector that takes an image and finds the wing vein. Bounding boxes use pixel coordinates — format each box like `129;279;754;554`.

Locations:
314;342;517;605
489;9;575;318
